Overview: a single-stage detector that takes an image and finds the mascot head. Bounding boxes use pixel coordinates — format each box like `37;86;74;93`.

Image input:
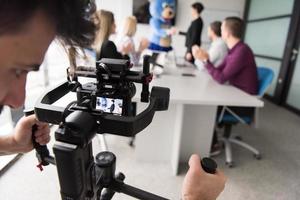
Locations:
149;0;176;21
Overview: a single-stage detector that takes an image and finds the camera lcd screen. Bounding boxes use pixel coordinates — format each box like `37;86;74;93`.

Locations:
96;97;123;115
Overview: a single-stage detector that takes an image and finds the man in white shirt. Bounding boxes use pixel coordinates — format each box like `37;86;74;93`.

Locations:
193;21;228;70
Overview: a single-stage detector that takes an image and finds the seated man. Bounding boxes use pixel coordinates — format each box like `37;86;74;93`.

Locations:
193;17;259;154
192;17;258;95
193;21;228;70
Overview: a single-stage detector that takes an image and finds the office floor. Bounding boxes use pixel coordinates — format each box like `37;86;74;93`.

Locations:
0;99;299;200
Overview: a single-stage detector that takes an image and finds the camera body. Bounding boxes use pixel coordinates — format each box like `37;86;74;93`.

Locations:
76;58;135;116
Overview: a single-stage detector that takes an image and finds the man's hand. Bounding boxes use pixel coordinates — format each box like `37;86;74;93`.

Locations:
12;115;50;153
192;45;200;58
182;154;226;200
192;45;209;61
185;52;193;61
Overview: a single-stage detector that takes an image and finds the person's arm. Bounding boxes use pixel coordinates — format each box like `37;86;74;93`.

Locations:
0;136;16;155
130;51;141;66
0;115;50;155
127;37;149;65
125;39;140;65
182;155;226;200
179;31;187;36
206;59;226;73
205;48;246;84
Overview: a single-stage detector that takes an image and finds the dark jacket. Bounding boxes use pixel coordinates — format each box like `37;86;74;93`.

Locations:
98;40;129;60
185;17;203;55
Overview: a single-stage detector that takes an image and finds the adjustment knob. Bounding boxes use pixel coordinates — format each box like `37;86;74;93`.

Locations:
95;152;116;185
95;151;116;167
201;157;217;174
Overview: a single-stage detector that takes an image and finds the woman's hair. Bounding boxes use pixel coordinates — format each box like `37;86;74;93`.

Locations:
122;16;137;37
93;9;115;56
0;0;98;48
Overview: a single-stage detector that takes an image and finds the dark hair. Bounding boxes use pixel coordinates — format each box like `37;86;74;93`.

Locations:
191;2;204;14
0;0;97;48
224;17;244;39
210;21;222;37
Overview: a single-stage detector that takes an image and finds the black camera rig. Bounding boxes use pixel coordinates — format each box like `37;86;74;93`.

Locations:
26;55;217;200
27;55;174;200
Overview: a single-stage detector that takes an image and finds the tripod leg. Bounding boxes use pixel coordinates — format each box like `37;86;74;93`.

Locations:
98;173;125;200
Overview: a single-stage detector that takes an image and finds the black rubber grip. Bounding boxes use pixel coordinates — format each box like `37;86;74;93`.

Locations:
141;55;151;103
24;109;50;166
201;157;217;174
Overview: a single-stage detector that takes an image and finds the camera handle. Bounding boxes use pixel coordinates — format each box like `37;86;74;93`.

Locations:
95;151;168;200
94;152;218;200
24;109;55;171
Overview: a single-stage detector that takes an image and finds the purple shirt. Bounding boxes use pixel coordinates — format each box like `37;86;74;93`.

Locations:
205;41;258;95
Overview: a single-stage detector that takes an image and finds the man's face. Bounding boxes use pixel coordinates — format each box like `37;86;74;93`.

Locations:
221;21;229;44
207;26;213;41
0;10;56;112
191;8;198;19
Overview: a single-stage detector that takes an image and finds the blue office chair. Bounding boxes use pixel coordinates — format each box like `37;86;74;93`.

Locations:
217;67;274;167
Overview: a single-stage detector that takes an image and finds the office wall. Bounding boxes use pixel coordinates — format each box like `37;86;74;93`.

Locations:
96;0;246;56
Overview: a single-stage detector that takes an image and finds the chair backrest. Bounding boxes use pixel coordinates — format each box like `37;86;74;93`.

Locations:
257;67;274;97
220;66;274;125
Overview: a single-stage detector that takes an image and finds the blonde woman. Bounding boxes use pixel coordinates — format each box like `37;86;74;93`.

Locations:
93;10;132;60
116;16;149;65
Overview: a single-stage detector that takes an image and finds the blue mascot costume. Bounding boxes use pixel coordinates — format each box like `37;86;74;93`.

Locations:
148;0;176;52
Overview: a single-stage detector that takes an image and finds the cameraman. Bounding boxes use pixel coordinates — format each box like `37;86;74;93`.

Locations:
0;1;226;199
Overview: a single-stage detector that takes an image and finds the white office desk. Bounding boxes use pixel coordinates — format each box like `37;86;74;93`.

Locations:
134;67;263;175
